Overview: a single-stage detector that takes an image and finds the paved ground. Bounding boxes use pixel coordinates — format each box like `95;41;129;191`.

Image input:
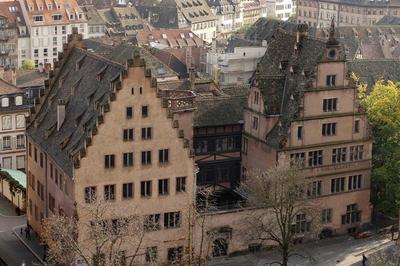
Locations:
0;196;43;266
212;234;394;266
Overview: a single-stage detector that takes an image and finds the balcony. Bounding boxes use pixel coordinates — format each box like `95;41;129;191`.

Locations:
301;159;372;177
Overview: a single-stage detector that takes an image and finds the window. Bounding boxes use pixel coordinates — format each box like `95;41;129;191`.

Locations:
34;147;38;162
104;184;115;201
164;212;181;228
122;183;133;199
29;143;32;157
2;156;11;168
252;116;259;130
332;147;346;163
141;127;152;140
290;152;305;166
307;180;321;197
158;179;169;195
62;25;66;34
326;75;336;86
141;151;151;165
349;145;363;161
242;137;248;154
145;247;158;262
322;123;336;136
167;246;183;262
53;47;57;56
291;214;310;234
123;129;134;141
159;149;169;163
331;177;345;193
167;247;183;262
33;15;44;22
123;152;133;167
16;155;25;170
15;96;23;106
176;177;186;192
354;120;360;133
2;115;11;129
348;175;362;190
253;91;259;104
308;150;323;166
126;107;133;119
323;98;337;112
34;49;39;58
322;208;332;224
49;194;55;212
144;214;160;231
297;126;303;140
342;204;361;224
104;154;115;168
142;105;148;117
40;152;44;167
84;186;96;203
141;181;152;197
43;48;48;57
2;136;11;150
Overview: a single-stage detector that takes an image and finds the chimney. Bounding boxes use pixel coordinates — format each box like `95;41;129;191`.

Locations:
0;67;4;80
57;99;66;131
38;63;44;73
11;68;16;86
296;24;309;44
189;67;195;90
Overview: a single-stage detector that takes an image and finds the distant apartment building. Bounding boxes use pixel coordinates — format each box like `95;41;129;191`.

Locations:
275;0;293;20
0;1;29;68
296;0;400;28
0;78;29;171
208;0;237;35
81;6;106;38
26;30;197;263
207;45;267;85
19;0;88;67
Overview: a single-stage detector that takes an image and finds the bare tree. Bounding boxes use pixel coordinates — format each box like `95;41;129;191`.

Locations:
237;163;321;266
41;196;148;265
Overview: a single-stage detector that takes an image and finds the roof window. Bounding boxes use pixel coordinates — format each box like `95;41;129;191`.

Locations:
1;98;9;107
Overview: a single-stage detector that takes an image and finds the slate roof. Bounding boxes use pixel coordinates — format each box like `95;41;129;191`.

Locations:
27;48;126;177
82;5;106;26
134;0;180;29
176;0;217;23
152;49;189;78
194;82;248;127
377;15;400;25
245;18;400;60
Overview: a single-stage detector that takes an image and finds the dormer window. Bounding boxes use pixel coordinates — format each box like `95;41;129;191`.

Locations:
1;97;9;107
33;15;44;22
52;14;62;21
69;14;75;20
48;4;52;10
15;96;23;106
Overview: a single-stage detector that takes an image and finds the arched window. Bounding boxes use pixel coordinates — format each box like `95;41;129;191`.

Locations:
1;97;9;107
15;96;23;106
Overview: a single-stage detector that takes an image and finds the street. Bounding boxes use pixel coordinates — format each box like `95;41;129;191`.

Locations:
212;234;394;266
0;197;41;266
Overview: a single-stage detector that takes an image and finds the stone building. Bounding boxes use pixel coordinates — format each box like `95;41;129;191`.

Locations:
26;30;197;263
0;78;29;171
296;0;400;28
242;22;400;236
19;0;88;67
0;1;29;68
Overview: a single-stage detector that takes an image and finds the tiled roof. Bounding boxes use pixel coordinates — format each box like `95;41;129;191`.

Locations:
83;39;179;78
152;49;189;78
0;78;22;94
22;0;86;26
0;1;26;28
82;5;106;25
176;0;217;23
27;47;126;176
136;29;205;47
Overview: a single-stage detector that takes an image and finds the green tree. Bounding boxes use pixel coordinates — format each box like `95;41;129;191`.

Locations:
358;78;400;217
21;59;35;70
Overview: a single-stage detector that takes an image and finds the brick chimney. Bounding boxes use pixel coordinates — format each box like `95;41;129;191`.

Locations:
0;67;4;80
11;68;16;86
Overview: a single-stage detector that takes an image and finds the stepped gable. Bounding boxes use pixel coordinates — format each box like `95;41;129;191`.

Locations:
255;25;328;149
